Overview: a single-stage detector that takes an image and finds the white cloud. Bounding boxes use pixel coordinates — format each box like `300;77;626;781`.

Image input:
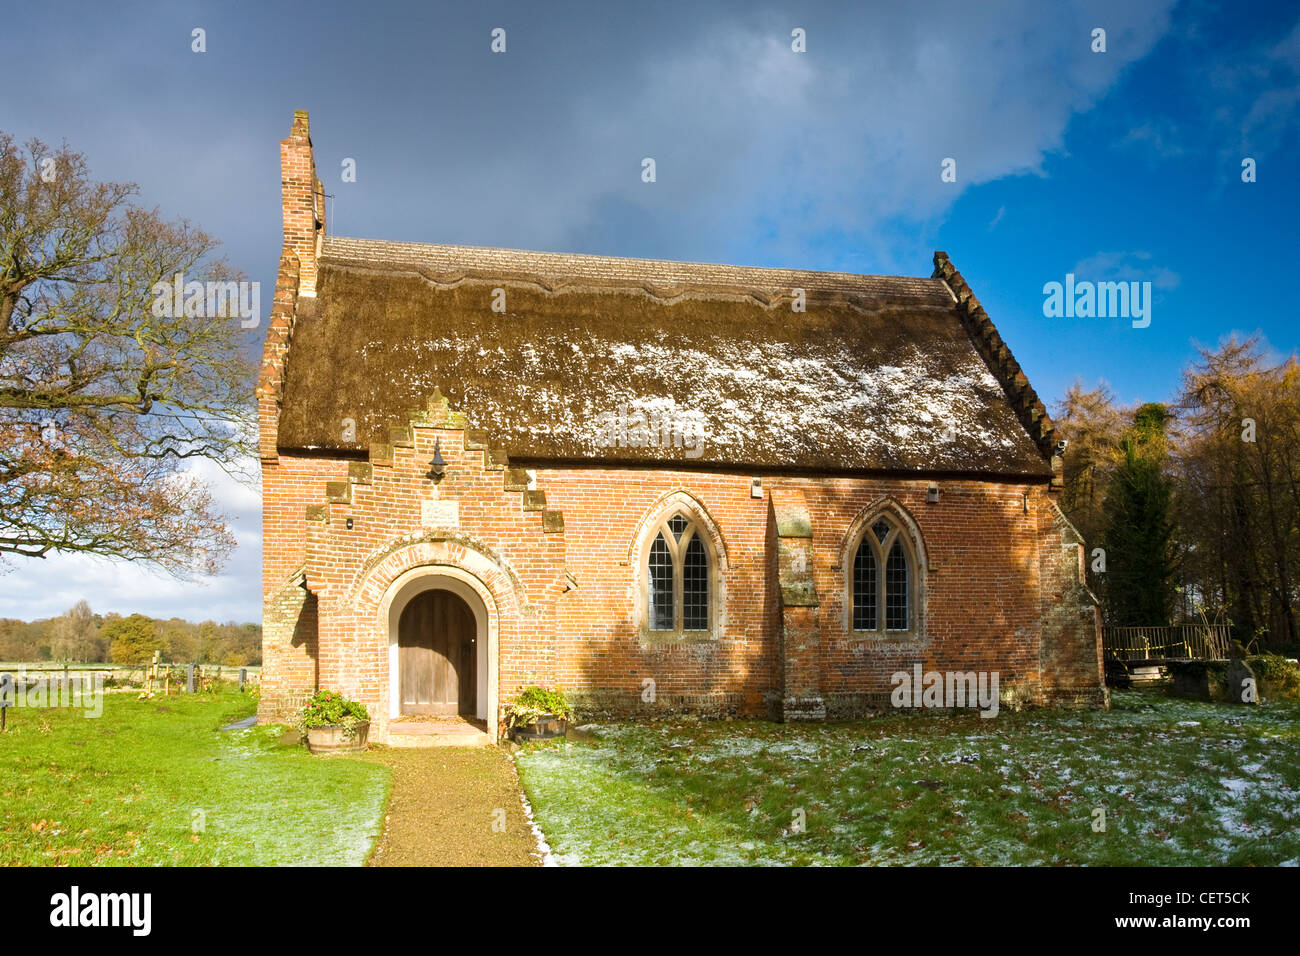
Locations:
1118;120;1185;158
1070;250;1181;291
0;459;262;624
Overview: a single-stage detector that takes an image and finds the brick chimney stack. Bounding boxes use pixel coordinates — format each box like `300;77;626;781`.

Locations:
280;110;324;297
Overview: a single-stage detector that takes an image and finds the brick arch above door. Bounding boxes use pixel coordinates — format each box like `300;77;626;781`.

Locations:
354;540;518;741
346;531;530;617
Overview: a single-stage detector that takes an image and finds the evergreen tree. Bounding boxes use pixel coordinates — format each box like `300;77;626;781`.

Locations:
1102;403;1178;626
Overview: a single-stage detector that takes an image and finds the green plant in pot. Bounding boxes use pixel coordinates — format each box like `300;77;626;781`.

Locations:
505;686;573;741
298;689;370;753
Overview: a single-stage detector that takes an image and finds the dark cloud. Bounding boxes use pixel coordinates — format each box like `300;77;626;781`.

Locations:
0;0;1181;620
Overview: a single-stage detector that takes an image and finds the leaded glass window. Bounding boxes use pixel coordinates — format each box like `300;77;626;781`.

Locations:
885;539;909;630
852;538;878;630
851;513;915;633
683;536;709;630
649;533;674;630
644;510;714;633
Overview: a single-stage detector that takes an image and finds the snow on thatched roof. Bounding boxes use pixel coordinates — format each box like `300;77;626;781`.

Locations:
274;237;1050;477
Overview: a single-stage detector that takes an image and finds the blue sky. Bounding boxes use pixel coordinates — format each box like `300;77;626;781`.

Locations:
1;0;1297;623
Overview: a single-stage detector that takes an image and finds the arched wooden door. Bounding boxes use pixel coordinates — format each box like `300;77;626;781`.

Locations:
398;590;476;716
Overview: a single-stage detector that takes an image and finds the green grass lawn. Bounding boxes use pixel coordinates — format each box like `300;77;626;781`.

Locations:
0;687;387;865
515;690;1300;866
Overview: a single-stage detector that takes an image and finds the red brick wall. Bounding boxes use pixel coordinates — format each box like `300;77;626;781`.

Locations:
279;110;319;297
302;417;568;740
802;478;1041;708
258;453;349;724
542;469;779;717
259;421;1106;732
539;470;1075;717
1038;503;1108;707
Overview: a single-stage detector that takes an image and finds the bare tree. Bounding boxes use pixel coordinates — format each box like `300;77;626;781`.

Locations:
1054;382;1128;535
0;132;254;575
1175;336;1300;651
1053;381;1128;600
47;597;99;661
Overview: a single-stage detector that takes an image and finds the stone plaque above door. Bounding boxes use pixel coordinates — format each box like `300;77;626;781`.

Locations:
421;499;460;529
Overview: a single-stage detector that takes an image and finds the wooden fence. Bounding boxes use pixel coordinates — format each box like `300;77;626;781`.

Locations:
1102;625;1232;661
0;663;260;689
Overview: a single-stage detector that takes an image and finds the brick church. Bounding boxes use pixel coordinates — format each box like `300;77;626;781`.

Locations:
258;112;1107;744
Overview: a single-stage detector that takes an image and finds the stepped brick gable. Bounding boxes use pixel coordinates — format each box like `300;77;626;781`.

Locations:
258;112;1107;743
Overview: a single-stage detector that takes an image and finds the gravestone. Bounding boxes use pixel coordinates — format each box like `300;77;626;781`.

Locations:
1226;642;1258;706
186;664;195;694
1168;660;1211;701
238;668;247;691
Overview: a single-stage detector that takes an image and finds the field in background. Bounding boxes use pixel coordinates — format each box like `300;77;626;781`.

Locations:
0;662;260;692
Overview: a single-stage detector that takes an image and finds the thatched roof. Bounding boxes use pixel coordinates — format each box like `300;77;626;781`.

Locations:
275;236;1051;477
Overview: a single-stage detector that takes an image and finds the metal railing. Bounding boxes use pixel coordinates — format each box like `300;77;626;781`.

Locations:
1102;624;1232;661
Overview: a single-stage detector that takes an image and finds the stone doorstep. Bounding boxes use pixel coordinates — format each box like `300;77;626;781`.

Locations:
390;721;483;735
388;730;493;748
387;717;493;748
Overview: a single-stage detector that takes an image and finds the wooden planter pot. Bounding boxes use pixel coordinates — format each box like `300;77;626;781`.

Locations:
305;721;370;754
510;714;568;742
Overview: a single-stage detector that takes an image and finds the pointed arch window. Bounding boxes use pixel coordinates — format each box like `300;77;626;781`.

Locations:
645;510;713;632
852;514;914;633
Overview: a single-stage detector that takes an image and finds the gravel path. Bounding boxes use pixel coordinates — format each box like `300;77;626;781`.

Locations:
365;746;541;867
